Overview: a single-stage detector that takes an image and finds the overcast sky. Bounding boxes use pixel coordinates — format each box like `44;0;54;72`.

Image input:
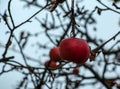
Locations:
0;0;120;89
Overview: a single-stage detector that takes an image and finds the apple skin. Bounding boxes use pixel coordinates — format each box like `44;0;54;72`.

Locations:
44;60;57;68
59;37;90;64
73;68;79;74
49;47;61;61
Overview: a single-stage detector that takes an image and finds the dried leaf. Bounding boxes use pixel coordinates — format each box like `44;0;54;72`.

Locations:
50;0;65;12
97;8;102;15
89;50;97;61
19;31;24;43
6;40;12;47
105;79;116;87
50;1;58;12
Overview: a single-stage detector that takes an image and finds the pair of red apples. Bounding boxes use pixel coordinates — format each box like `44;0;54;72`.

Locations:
49;37;90;64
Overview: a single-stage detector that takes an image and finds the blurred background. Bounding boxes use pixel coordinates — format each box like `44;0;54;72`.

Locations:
0;0;120;89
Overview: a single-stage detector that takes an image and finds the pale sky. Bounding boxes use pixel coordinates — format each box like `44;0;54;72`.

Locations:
0;0;120;89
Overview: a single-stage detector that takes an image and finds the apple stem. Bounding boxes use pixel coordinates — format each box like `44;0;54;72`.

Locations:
70;0;75;37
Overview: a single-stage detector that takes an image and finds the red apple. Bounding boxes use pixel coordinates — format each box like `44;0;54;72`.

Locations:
49;47;61;61
59;37;90;64
73;68;79;74
44;60;57;68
